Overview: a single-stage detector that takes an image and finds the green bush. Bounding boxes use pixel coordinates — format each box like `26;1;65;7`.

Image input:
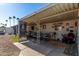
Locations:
11;35;20;42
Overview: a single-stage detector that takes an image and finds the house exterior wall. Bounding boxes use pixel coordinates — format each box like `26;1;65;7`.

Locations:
19;21;27;37
26;19;77;41
27;25;37;32
40;19;77;34
27;19;77;34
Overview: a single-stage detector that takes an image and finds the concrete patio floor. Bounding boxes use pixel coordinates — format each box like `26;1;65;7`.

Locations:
18;40;67;56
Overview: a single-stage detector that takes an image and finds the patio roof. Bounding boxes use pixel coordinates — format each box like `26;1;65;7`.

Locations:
22;3;79;24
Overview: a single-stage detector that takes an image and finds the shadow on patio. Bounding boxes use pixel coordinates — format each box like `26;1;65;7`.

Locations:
21;39;67;56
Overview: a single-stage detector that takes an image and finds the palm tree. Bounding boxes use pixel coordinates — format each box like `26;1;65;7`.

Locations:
5;20;8;27
0;23;2;25
16;18;19;25
17;18;19;20
13;16;16;19
5;20;8;22
9;17;12;27
0;23;3;26
16;18;20;35
13;16;16;26
5;24;7;27
3;24;5;26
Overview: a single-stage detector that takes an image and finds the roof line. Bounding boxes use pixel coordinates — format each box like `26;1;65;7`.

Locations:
20;3;56;21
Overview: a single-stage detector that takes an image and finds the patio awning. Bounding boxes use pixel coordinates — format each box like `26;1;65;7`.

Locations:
22;3;79;24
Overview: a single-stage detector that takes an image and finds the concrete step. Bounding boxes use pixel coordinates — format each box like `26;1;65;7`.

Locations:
14;43;44;56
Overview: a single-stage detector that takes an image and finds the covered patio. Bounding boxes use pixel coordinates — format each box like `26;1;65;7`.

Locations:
20;3;79;55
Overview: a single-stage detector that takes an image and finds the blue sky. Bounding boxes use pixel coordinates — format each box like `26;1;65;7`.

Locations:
0;3;48;27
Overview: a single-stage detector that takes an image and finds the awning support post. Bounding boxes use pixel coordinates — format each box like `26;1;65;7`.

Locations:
77;8;79;56
36;23;40;44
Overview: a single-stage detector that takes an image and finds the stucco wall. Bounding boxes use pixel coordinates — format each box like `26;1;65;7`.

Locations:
26;19;77;41
27;19;77;35
40;20;77;34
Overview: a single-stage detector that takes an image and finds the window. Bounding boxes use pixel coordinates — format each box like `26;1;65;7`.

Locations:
42;25;46;29
55;27;58;31
62;26;64;28
31;26;34;30
70;26;74;28
75;22;77;26
66;23;69;26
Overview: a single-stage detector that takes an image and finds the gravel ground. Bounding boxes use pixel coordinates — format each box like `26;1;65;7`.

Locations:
0;35;20;56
